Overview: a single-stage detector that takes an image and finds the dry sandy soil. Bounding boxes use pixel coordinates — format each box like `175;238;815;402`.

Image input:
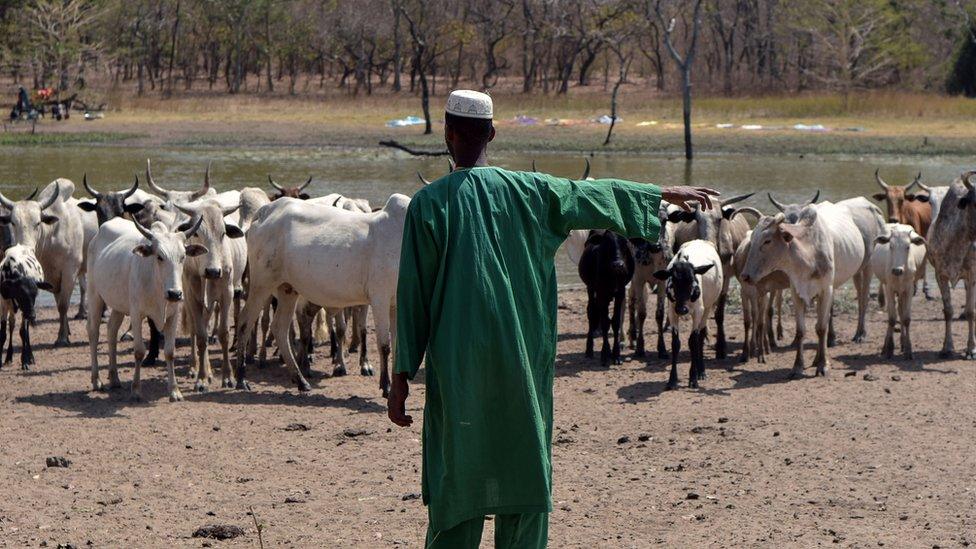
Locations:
1;286;975;548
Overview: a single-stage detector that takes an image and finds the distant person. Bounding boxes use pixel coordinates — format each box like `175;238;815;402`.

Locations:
389;89;718;548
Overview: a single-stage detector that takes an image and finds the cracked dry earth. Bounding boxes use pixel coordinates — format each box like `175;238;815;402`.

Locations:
0;285;974;548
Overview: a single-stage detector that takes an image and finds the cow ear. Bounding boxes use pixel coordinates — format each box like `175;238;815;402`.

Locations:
667;211;686;224
124;203;144;214
649;243;663;253
0;215;9;225
185;244;208;257
872;193;887;201
298;193;310;200
653;269;671;281
911;235;926;246
36;281;54;292
874;235;890;245
722;207;734;219
177;220;193;232
132;244;153;257
912;193;930;203
77;201;97;212
41;214;58;225
224;224;245;238
693;263;714;275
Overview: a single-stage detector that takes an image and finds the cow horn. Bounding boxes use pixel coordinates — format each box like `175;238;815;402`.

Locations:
222;205;240;217
905;172;922;193
268;175;285;192
173;202;198;217
916;174;931;193
767;192;786;212
807;190;820;205
581;157;591;179
532;160;538;172
298;176;313;192
722;192;754;206
25;187;38;201
182;215;204;239
0;191;13;210
132;218;155;241
965;173;976;191
875;169;890;191
331;195;343;207
417;172;432;186
145;158;170;197
123;175;139;199
39;182;59;210
82;173;101;198
730;207;763;221
189;161;212;200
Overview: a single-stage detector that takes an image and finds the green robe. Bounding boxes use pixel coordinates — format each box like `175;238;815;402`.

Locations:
395;166;662;531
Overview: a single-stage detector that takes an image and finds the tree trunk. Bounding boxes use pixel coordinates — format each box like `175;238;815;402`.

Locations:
681;67;693;160
164;0;181;98
419;65;431;135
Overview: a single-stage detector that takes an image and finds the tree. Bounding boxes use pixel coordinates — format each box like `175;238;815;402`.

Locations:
655;0;705;161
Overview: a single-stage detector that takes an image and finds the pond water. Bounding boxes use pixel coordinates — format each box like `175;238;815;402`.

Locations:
1;145;971;301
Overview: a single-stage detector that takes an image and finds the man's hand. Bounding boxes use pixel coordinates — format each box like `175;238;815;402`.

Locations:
388;372;413;427
662;186;721;211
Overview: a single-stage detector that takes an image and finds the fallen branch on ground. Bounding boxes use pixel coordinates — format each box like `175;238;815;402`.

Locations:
379;140;450;156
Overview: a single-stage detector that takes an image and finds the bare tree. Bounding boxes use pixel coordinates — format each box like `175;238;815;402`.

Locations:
656;0;705;160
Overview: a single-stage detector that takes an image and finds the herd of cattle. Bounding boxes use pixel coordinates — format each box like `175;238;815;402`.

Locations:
0;160;974;401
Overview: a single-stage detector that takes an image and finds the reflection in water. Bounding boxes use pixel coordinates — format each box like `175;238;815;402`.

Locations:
2;146;970;294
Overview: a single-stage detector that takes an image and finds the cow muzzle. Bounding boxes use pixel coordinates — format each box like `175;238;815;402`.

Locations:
204;267;222;280
891;267;905;277
166;289;184;302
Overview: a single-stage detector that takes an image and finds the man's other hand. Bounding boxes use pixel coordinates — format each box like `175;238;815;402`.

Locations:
388;372;413;427
662;186;721;211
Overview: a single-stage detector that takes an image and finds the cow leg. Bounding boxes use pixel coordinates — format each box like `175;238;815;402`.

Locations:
899;291;914;360
19;316;32;369
687;330;700;389
235;293;274;392
348;307;361;354
88;294;107;391
756;292;769;363
634;283;647;357
774;290;784;343
373;298;395;398
144;319;160;367
937;275;954;358
584;290;597;359
611;289;624;365
813;289;832;377
627;284;637;350
54;275;71;347
852;271;870;343
164;314;182;401
966;276;976;360
655;285;668;359
130;314;146;402
295;303;316;378
881;282;897;359
257;304;272;367
739;287;753;365
75;273;88;320
191;306;213;393
666;325;680;391
714;277;729;359
331;308;348;377
272;290;311;391
599;297;612;366
826;304;837;348
106;311;125;390
922;261;935;301
0;309;8;368
356;306;372;376
218;288;235;388
789;291;807;379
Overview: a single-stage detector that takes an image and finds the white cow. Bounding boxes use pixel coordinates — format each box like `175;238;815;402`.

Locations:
87;217;207;401
742;198;884;378
871;223;926;360
173;200;245;391
237;194;410;396
654;239;723;390
0;179;85;346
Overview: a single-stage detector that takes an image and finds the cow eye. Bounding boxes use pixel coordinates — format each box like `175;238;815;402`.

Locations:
157;255;163;262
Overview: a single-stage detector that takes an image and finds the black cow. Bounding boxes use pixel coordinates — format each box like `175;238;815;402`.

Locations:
578;230;635;366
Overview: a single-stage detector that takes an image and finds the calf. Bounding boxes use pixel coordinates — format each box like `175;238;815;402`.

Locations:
628;205;675;359
733;226;789;364
87;218;207;401
872;170;933;298
742;198;884;378
0;245;52;369
870;223;926;360
578;230;635;366
654;240;722;389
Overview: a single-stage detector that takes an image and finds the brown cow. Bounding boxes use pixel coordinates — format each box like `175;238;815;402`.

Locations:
873;169;933;298
267;175;313;200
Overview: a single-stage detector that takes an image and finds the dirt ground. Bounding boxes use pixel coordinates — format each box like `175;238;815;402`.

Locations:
1;285;975;548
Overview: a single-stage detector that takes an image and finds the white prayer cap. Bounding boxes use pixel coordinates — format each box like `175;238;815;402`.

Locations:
445;90;493;119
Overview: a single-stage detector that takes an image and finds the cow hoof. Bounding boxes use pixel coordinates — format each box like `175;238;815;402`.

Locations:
129;392;144;403
332;364;348;377
73;312;87;320
221;378;234;389
688;380;699;389
584;351;593;359
852;335;865;343
360;365;374;376
143;357;157;367
939;350;954;359
297;379;312;392
54;338;70;347
966;351;976;360
169;390;184;402
120;333;133;342
92;381;104;392
787;371;803;380
904;352;914;361
194;381;209;393
665;382;678;391
236;379;251;391
208;336;217;345
634;349;645;358
109;378;123;390
21;363;29;371
348;347;359;355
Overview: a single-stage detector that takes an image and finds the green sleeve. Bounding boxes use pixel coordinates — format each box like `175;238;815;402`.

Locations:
545;176;663;241
394;197;439;379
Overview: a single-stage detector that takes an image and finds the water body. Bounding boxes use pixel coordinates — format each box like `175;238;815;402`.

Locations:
1;146;970;299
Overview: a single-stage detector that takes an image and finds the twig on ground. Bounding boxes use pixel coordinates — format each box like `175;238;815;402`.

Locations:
378;139;450;156
249;505;265;549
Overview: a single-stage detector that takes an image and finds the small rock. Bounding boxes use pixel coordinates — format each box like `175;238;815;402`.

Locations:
638;434;651;442
784;458;793;466
864;373;879;382
686;492;700;500
773;431;780;437
884;388;891;394
401;493;421;501
46;457;71;468
192;525;244;540
717;417;729;424
284;423;311;432
212;425;221;432
844;371;857;378
284;497;306;504
664;464;685;472
555;436;574;445
343;428;371;438
617;436;630;444
891;375;901;381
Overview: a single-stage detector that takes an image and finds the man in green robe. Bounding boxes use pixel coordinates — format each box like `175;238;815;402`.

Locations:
389;90;718;548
